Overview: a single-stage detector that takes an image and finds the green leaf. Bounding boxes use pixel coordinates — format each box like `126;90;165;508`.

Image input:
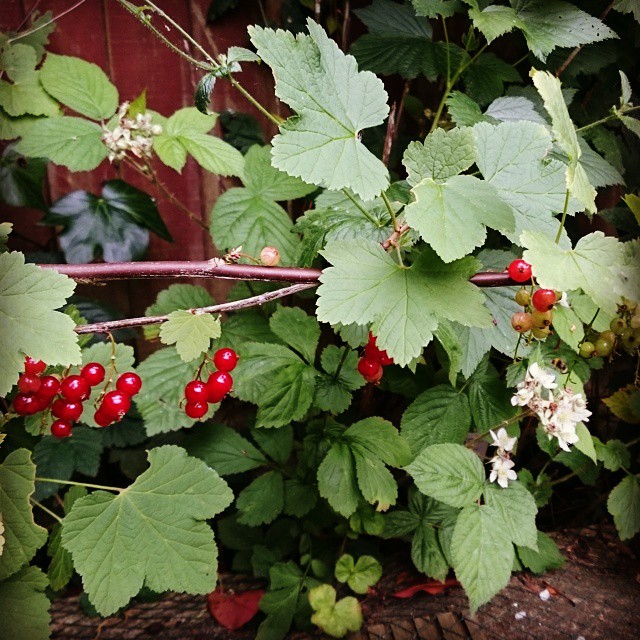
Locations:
0;566;51;640
579;138;623;188
518;469;553;508
352;447;398;511
14;116;108;171
219;110;264;153
309;584;362;638
614;0;640;22
10;11;56;62
405;175;514;262
0;252;80;396
43;179;170;263
555;448;599;485
403;127;476;185
608;475;640;540
551;304;584;351
522;231;625;314
406;444;485;508
411;0;462;18
516;531;564;574
184;423;267;475
283;478;317;517
317;442;360;517
451;504;514;614
446;91;487;126
335;554;382;594
194;73;216;115
573;422;597;463
40;53;118;119
344;417;411;467
181;133;245;177
237;470;284;526
250;20;389;200
269;306;320;364
314;346;365;415
484;96;546;124
317;240;492;367
61;446;233;615
252;426;294;464
483;481;538;550
401;385;471;456
0;109;42;141
594;438;631;471
0;449;47;580
159;310;221;363
412;521;449;582
462;53;521;107
0;147;47;209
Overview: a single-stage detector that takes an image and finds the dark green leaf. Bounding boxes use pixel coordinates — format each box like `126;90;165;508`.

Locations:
237;470;285;526
0;146;46;209
219;110;264;153
517;532;564;574
252;425;294;464
195;73;216;115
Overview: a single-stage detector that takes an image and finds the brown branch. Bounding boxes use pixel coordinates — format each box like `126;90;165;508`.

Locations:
382;102;397;167
75;283;316;334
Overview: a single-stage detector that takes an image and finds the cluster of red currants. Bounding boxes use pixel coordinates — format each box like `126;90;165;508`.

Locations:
12;356;141;438
357;333;393;384
182;348;238;419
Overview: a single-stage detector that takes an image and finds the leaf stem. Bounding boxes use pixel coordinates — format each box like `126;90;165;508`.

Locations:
8;0;89;44
342;189;380;226
332;346;351;381
35;477;124;493
442;16;451;86
227;75;282;126
380;191;400;232
30;497;63;523
555;189;571;244
576;105;640;133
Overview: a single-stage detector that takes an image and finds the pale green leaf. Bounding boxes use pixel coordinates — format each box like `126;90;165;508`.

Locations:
250;20;389;200
180;133;244;177
0;108;42;140
40;53;118;120
446;91;488;126
309;584;362;638
573;422;597;463
164;107;217;135
61;446;233;615
269;306;320;364
619;114;640;139
603;385;640;425
579;138;623;188
614;0;640;23
484;96;546;124
451;504;514;613
0;566;50;640
237;470;284;526
0;252;80;396
607;475;640;540
159;310;221;362
551;304;584;351
412;0;462;18
317;442;360;517
227;46;261;64
617;240;640;304
594;438;630;471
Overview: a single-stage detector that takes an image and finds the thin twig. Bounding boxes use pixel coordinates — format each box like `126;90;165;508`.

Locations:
30;497;63;524
8;0;88;44
382;102;397;167
341;0;351;51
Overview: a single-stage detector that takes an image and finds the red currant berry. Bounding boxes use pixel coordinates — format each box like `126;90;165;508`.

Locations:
378;351;394;367
116;372;142;396
94;410;113;428
51;399;83;421
207;371;233;403
185;401;208;419
60;375;91;401
511;312;533;333
507;259;532;283
51;419;73;438
101;391;132;417
358;357;382;380
13;393;39;416
38;375;60;400
185;380;209;403
81;362;106;386
532;288;556;312
24;356;46;376
364;342;382;360
18;374;42;394
213;348;239;372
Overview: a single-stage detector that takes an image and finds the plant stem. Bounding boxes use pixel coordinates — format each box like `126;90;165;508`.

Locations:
228;76;282;126
332;346;350;381
576;105;640;133
555;189;571;244
442;16;451;86
380;191;400;231
342;189;380;226
35;477;124;493
8;0;89;44
30;497;63;524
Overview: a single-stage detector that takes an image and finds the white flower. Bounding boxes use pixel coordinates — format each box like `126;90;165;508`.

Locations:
490;427;517;452
511;385;535;407
489;456;517;488
526;362;557;390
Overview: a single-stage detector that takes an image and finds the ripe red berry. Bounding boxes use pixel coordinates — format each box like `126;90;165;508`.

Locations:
38;375;61;400
51;419;73;438
213;348;239;372
52;399;83;421
94;410;113;428
13;393;40;415
101;391;131;417
358;357;383;381
532;288;556;312
185;401;208;419
81;362;106;386
364;342;382;360
60;375;91;402
24;356;46;376
207;371;233;403
18;374;42;394
507;259;532;283
116;372;142;396
185;380;209;403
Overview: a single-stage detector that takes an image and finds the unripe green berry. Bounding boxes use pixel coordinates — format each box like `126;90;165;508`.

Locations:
630;313;640;330
600;330;616;344
531;310;553;328
515;288;530;307
532;326;551;340
621;329;640;351
579;341;596;358
610;318;626;335
594;336;614;357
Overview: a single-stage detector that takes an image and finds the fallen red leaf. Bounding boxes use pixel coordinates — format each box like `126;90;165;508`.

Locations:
391;578;459;598
207;588;265;630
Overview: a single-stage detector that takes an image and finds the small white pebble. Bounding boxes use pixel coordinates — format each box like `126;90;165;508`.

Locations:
577;637;586;640
513;602;519;607
515;611;527;620
539;589;551;601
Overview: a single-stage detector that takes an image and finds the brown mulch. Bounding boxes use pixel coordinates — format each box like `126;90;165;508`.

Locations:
50;526;640;640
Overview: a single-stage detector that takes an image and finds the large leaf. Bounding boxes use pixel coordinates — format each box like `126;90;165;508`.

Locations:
236;470;284;526
607;475;640;540
269;306;320;364
61;446;233;615
317;442;361;518
317;240;492;367
250;20;389;200
40;53;118;120
412;521;449;582
0;252;80;396
0;566;51;640
159;310;221;362
43;180;171;263
0;449;47;580
483;482;538;550
0;146;47;209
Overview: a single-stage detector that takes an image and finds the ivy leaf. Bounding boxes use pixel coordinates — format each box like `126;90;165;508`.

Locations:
159;310;221;363
250;20;389;200
236;470;284;526
43;179;171;263
40;53;118;120
317;240;492;367
517;531;564;574
61;446;233;616
405;175;514;262
14;116;108;171
0;566;51;640
401;385;471;456
451;504;514;614
406;444;485;508
522;230;625;314
607;475;640;540
483;482;538;550
0;449;48;580
334;554;382;594
309;584;362;638
0;252;80;397
269;306;320;364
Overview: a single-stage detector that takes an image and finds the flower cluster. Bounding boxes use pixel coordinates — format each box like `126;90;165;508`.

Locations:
488;427;518;488
101;102;162;162
511;363;591;452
